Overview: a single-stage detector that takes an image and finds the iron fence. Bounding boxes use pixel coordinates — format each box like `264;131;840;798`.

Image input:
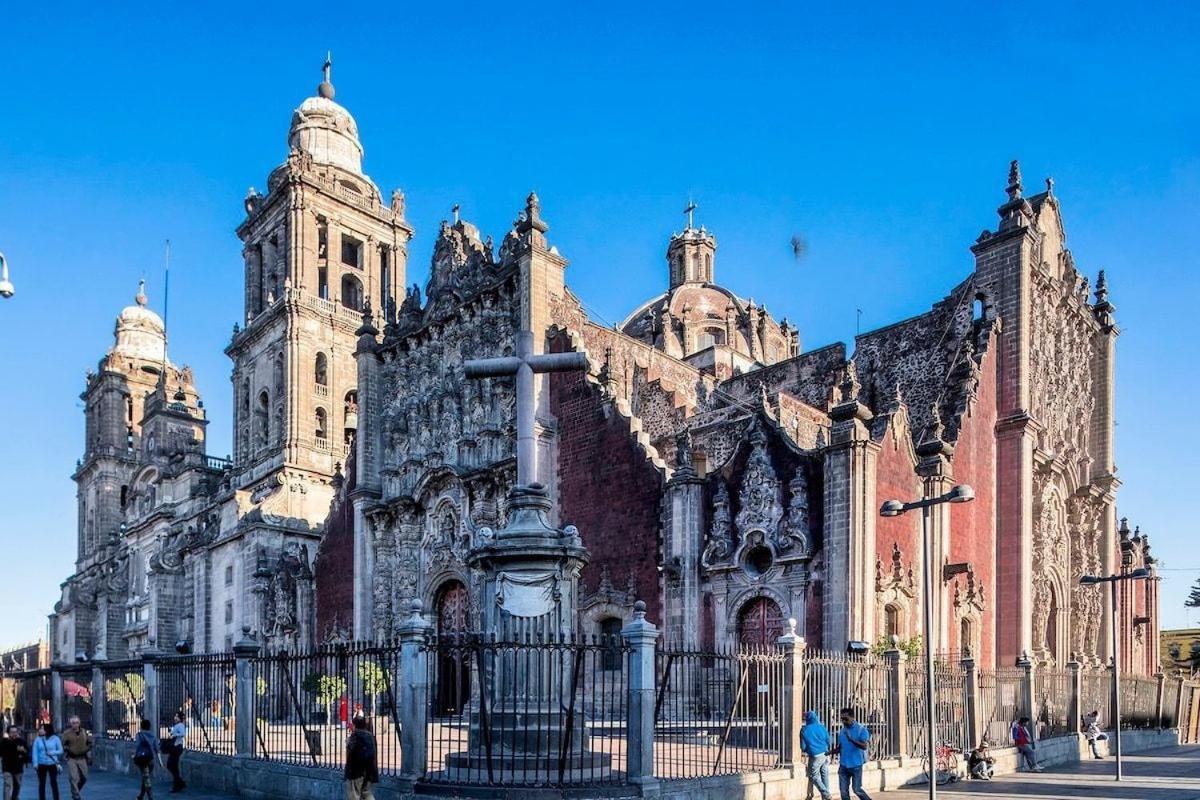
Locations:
98;661;145;739
423;632;629;787
0;669;50;734
905;660;968;756
1080;668;1111;731
977;668;1023;746
58;667;94;731
653;643;789;778
1034;667;1072;739
1120;674;1159;729
251;642;404;772
803;648;896;761
1161;677;1181;729
156;653;237;755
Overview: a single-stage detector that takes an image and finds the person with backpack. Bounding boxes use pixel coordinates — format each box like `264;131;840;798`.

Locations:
131;720;159;800
31;723;63;800
1010;717;1042;772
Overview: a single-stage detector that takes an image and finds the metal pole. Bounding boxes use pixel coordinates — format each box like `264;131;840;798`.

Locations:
923;504;937;800
1111;578;1123;781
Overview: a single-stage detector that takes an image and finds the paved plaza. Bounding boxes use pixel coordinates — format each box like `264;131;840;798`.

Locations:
24;743;1199;800
889;744;1200;800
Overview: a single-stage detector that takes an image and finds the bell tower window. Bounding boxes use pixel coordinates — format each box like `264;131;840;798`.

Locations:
341;234;363;269
315;407;328;441
314;353;328;388
257;390;270;446
341;274;364;312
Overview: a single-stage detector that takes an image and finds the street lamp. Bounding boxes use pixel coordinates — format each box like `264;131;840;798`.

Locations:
1079;566;1151;781
880;484;974;800
0;252;13;299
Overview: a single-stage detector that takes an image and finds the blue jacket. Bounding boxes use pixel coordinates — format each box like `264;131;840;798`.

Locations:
800;711;830;756
32;735;63;767
837;721;871;768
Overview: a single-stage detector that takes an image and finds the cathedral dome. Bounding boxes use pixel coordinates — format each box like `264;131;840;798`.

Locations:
112;280;167;363
287;61;364;175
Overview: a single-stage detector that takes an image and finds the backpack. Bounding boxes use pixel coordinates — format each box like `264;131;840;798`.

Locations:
133;735;153;768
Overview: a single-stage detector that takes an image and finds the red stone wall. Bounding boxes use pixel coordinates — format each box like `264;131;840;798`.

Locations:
947;331;1000;667
549;355;666;624
313;456;356;641
874;421;922;642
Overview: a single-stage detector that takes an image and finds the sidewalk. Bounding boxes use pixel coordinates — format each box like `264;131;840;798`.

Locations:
30;769;238;800
887;744;1200;799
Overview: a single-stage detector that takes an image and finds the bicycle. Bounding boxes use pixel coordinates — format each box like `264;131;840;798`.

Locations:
921;740;962;785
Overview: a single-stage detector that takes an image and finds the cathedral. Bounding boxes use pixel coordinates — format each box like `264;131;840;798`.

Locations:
52;62;1160;675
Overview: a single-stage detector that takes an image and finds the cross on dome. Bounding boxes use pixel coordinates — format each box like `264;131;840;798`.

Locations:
318;51;335;99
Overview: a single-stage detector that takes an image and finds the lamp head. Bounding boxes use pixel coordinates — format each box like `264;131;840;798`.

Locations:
879;499;905;518
1079;575;1101;586
1127;567;1151;580
946;484;975;504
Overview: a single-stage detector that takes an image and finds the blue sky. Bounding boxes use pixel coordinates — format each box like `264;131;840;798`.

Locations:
1;2;1197;645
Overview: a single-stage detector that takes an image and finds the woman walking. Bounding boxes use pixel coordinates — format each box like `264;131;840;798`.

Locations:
131;720;159;800
166;712;187;793
31;723;63;800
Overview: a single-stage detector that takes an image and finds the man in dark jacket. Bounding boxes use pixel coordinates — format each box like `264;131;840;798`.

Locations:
343;717;378;800
2;725;31;800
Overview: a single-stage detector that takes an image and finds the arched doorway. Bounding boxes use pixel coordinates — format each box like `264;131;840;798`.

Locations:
434;580;471;715
737;596;784;646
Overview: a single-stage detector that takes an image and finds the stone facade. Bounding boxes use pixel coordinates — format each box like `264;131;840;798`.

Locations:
52;66;1158;674
51;64;408;659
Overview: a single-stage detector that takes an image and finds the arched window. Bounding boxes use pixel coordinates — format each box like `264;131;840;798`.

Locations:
599;617;623;670
315;407;328;440
341;274;364;312
314;353;328;387
885;604;902;639
960;617;974;657
695;327;726;351
704;252;712;281
257;390;270;445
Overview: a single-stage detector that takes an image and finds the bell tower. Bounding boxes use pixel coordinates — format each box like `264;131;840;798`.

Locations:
227;57;413;522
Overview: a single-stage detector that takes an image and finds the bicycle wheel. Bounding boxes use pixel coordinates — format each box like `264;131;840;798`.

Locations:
922;757;953;786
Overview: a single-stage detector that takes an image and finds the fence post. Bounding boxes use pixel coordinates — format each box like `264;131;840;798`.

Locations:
1173;671;1186;732
91;664;106;737
777;618;806;773
884;645;908;758
622;600;659;786
142;644;160;734
1017;651;1036;743
1153;669;1166;730
50;664;65;731
397;599;431;786
1066;656;1082;736
961;650;980;747
232;628;260;757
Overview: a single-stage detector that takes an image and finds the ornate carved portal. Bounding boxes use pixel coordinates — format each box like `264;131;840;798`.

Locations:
737;596;784;646
434;580;471;715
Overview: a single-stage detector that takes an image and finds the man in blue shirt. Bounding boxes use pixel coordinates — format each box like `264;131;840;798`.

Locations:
834;707;872;800
800;711;832;800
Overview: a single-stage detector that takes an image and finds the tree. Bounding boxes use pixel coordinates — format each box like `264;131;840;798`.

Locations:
357;662;390;717
872;634;923;661
302;673;347;721
105;672;145;730
1187;577;1200;621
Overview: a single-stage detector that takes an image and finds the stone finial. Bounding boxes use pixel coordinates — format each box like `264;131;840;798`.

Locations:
1119;517;1131;539
135;279;148;307
1045;176;1054;196
1095;270;1109;304
889;381;904;413
924;401;945;444
1006;159;1023;201
355;299;377;337
516;191;549;235
839;361;861;402
674;429;694;473
633;599;646;619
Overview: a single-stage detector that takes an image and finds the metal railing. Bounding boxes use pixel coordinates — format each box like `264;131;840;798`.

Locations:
804;648;896;761
98;661;145;739
977;667;1023;746
1034;667;1072;739
1120;674;1159;729
250;642;404;772
905;660;968;755
156;653;237;755
1161;677;1182;729
1080;668;1112;731
423;633;629;787
653;643;789;778
58;667;94;731
0;669;50;733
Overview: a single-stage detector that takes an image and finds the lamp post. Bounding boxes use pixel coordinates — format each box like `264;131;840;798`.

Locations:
0;252;14;299
880;483;974;800
1079;566;1151;781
